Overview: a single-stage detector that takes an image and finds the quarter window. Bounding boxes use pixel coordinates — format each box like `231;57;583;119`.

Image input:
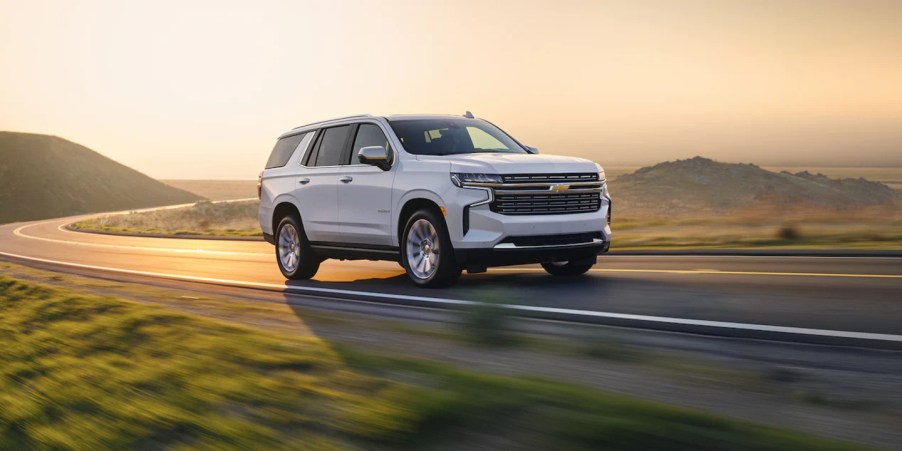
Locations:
266;133;307;169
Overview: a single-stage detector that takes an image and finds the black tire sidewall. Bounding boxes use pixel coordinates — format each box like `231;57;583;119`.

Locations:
541;257;594;276
276;215;320;279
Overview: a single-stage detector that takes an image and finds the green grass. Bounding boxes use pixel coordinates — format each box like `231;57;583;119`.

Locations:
0;277;864;449
72;200;261;238
613;213;902;250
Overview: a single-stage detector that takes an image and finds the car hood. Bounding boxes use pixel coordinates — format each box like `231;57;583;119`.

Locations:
417;153;599;174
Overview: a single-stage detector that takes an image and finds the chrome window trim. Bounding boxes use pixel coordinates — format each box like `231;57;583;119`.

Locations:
296;120;398;170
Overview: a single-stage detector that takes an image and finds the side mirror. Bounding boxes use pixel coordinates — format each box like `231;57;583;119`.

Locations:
525;146;539;154
358;146;391;170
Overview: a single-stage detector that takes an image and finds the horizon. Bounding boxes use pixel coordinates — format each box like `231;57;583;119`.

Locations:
2;0;901;179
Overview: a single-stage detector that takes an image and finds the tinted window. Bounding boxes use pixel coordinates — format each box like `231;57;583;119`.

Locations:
302;131;321;166
349;124;392;165
292;132;316;165
389;118;526;156
265;133;305;168
312;126;351;167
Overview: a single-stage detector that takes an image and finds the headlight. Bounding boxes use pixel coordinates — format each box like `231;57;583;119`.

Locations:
594;163;606;182
450;173;503;187
595;163;609;197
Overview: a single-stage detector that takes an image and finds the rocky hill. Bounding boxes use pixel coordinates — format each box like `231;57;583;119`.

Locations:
0;132;202;223
613;157;899;215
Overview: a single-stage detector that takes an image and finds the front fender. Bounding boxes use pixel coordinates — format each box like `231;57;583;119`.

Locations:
393;189;446;247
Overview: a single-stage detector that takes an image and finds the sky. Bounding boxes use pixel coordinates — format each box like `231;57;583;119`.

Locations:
1;0;901;179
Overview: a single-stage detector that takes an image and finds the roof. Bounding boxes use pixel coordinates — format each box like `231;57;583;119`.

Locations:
382;114;478;121
293;113;479;129
280;113;480;138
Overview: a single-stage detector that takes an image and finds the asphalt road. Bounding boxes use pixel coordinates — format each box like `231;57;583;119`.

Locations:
2;214;901;346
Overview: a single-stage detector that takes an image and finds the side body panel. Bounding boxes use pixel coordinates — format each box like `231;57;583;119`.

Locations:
292;167;340;242
338;164;396;246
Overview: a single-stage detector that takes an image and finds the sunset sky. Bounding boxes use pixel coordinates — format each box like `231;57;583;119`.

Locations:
2;0;901;179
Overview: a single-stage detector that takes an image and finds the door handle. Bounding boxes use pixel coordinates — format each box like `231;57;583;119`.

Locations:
339;176;353;184
299;178;310;185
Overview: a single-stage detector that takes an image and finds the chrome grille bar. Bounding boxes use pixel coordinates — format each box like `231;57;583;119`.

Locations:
489;173;603;216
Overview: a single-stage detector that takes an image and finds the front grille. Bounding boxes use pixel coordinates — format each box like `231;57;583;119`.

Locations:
490;173;603;216
491;192;601;215
500;232;601;247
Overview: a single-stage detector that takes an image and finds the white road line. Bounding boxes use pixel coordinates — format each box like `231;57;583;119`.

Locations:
2;249;901;344
13;222;270;257
491;267;902;279
6;211;901;278
9;219;901;279
608;254;902;260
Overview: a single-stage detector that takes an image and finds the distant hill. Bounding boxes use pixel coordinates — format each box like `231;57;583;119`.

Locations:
614;157;899;215
0;132;202;224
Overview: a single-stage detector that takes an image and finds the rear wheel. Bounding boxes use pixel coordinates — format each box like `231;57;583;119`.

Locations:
275;215;321;280
401;208;461;288
541;258;594;276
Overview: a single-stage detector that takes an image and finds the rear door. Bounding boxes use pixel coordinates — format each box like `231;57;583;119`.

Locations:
292;125;352;243
337;123;397;246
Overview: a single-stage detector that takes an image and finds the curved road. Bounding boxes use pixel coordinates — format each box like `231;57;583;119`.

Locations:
2;213;901;347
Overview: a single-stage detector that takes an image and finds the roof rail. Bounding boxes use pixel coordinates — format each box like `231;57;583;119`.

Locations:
291;114;373;130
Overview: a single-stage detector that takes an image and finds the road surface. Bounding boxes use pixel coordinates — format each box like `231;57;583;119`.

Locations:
2;214;901;347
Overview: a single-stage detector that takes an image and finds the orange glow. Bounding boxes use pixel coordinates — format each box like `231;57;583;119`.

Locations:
2;0;901;178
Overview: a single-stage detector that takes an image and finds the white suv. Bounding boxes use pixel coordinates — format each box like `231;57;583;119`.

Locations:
258;113;612;287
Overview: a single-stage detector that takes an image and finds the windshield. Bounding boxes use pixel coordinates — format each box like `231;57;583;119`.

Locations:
389;118;526;156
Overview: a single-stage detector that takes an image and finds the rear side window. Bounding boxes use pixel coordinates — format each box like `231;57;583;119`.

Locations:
265;132;310;169
349;124;392;165
311;125;351;167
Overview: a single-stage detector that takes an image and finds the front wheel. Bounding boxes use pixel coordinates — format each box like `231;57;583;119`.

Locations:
401;208;461;288
275;215;321;280
541;258;594;276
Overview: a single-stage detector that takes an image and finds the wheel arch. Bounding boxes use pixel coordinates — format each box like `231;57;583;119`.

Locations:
395;194;445;247
271;199;302;237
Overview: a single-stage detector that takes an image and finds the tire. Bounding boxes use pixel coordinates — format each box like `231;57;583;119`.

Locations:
401;208;461;288
541;257;594;276
275;215;321;280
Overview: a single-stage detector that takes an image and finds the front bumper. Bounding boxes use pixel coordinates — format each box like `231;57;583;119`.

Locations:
446;193;612;247
454;237;609;267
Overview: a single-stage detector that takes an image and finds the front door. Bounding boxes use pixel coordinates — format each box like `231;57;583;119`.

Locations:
338;123;396;247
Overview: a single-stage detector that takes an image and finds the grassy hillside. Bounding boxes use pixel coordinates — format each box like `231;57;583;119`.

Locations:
72;200;260;237
160;180;257;201
0;132;201;224
68;156;902;249
615;157;900;216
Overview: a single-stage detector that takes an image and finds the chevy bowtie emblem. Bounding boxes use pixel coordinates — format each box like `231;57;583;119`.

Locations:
550;184;570;192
